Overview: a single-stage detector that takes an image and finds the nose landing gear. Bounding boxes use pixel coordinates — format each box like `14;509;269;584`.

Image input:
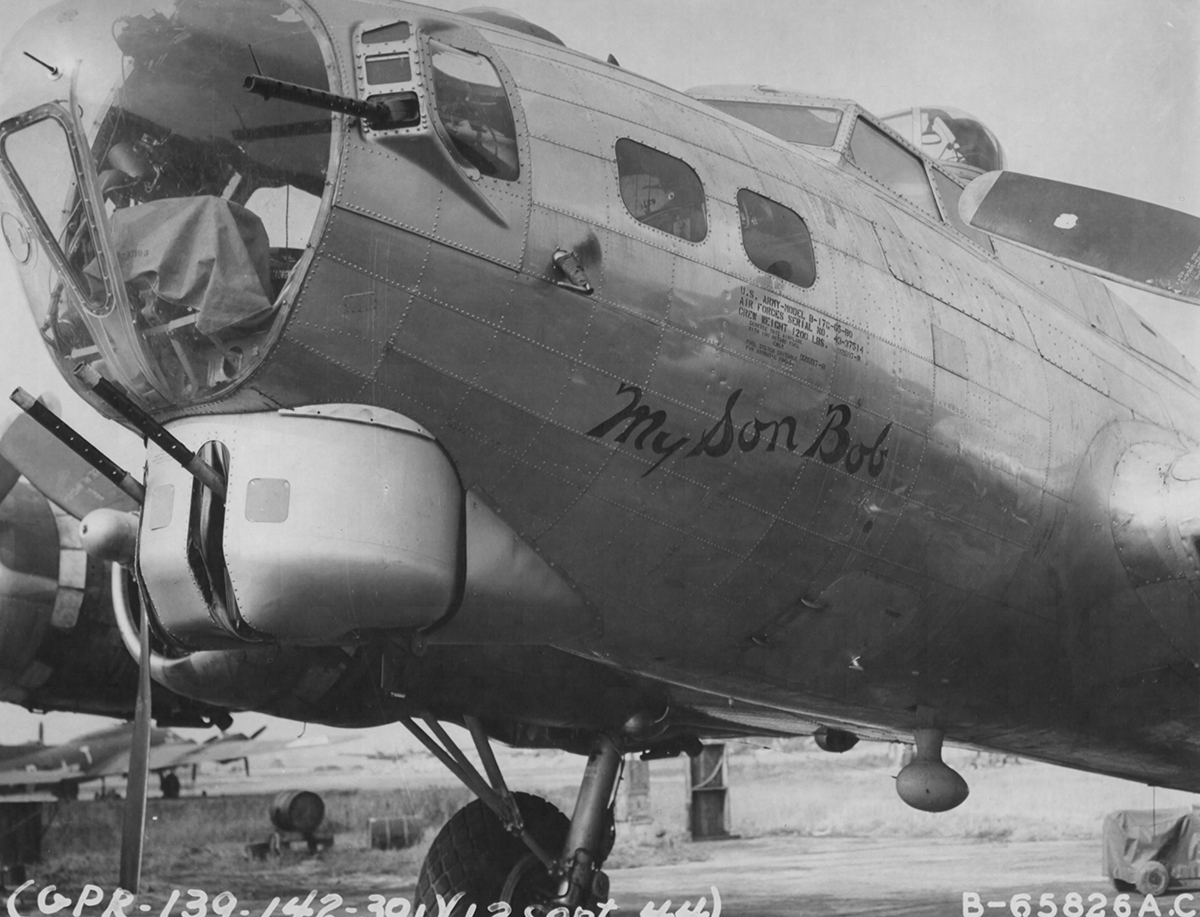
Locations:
403;716;623;916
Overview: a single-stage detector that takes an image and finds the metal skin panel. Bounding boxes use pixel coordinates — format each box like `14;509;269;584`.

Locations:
1108;287;1197;383
1101;359;1173;428
993;240;1091;323
1073;270;1128;345
877;214;1016;340
15;0;1200;790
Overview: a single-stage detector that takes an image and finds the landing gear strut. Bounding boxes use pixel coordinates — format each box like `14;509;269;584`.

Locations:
554;738;621;908
403;715;623;915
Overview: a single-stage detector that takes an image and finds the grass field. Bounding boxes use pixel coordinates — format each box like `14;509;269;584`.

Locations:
718;742;1195;841
20;739;1199;898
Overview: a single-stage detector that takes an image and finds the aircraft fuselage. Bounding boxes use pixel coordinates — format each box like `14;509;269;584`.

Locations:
2;0;1199;791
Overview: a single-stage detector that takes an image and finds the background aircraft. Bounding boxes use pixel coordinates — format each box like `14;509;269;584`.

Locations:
0;722;345;798
0;723;201;798
0;0;1196;909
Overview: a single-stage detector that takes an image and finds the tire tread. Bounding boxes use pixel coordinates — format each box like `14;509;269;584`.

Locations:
417;793;569;915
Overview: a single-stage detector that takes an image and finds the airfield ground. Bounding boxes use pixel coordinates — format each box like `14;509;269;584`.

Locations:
18;741;1198;916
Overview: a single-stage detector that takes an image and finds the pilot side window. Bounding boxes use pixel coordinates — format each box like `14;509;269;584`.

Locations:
615;139;707;242
738;189;816;287
846;119;939;219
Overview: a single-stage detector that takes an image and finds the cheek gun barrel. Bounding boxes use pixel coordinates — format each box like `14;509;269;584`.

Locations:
243;74;419;130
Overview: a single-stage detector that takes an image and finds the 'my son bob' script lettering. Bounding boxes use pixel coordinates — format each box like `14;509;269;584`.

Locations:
586;383;891;478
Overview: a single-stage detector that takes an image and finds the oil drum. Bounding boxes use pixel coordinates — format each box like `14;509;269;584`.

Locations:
269;790;325;835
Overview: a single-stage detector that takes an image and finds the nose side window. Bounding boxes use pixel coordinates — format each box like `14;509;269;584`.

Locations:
615;138;707;243
737;189;816;288
429;40;519;181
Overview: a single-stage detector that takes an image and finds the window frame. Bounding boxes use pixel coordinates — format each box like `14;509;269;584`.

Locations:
845;115;941;220
614;137;709;244
736;187;817;289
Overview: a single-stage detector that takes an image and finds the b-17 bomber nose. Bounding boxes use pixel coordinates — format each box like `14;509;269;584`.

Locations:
0;0;337;415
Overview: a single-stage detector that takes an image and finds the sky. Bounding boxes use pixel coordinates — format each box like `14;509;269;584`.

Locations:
0;0;1196;746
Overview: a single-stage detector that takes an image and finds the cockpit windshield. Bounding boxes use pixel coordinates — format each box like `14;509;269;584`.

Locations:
0;0;333;411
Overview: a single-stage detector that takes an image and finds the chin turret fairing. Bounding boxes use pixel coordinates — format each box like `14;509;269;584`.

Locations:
125;404;596;653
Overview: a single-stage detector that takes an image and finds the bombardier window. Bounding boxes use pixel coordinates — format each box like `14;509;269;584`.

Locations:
738;189;815;287
429;41;519;181
847;119;939;219
615;139;707;242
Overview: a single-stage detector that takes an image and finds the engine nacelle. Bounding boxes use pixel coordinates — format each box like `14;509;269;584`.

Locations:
138;405;464;648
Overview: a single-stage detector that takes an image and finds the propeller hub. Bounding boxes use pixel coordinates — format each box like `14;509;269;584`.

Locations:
80;508;139;564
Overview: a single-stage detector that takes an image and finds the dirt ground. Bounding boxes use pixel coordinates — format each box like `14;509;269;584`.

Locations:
606;834;1120;917
7;834;1143;917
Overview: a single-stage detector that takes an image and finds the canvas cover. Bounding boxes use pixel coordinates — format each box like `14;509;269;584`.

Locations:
1103;808;1200;885
88;196;274;335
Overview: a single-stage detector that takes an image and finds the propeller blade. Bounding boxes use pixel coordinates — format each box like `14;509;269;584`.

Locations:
0;409;139;519
0;452;18;507
118;599;153;894
959;170;1200;306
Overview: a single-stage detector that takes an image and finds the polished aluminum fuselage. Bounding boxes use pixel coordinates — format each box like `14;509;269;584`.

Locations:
9;0;1200;789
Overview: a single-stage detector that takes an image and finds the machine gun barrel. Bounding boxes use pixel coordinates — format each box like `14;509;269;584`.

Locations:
244;74;392;126
10;387;146;504
73;364;226;500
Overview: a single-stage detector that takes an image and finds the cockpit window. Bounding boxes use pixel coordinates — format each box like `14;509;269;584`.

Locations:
429;41;518;181
615;139;707;242
846;119;939;219
738;189;815;287
0;0;334;410
701;100;842;147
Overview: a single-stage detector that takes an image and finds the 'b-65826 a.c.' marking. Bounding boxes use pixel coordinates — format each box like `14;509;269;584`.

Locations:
586;383;891;478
